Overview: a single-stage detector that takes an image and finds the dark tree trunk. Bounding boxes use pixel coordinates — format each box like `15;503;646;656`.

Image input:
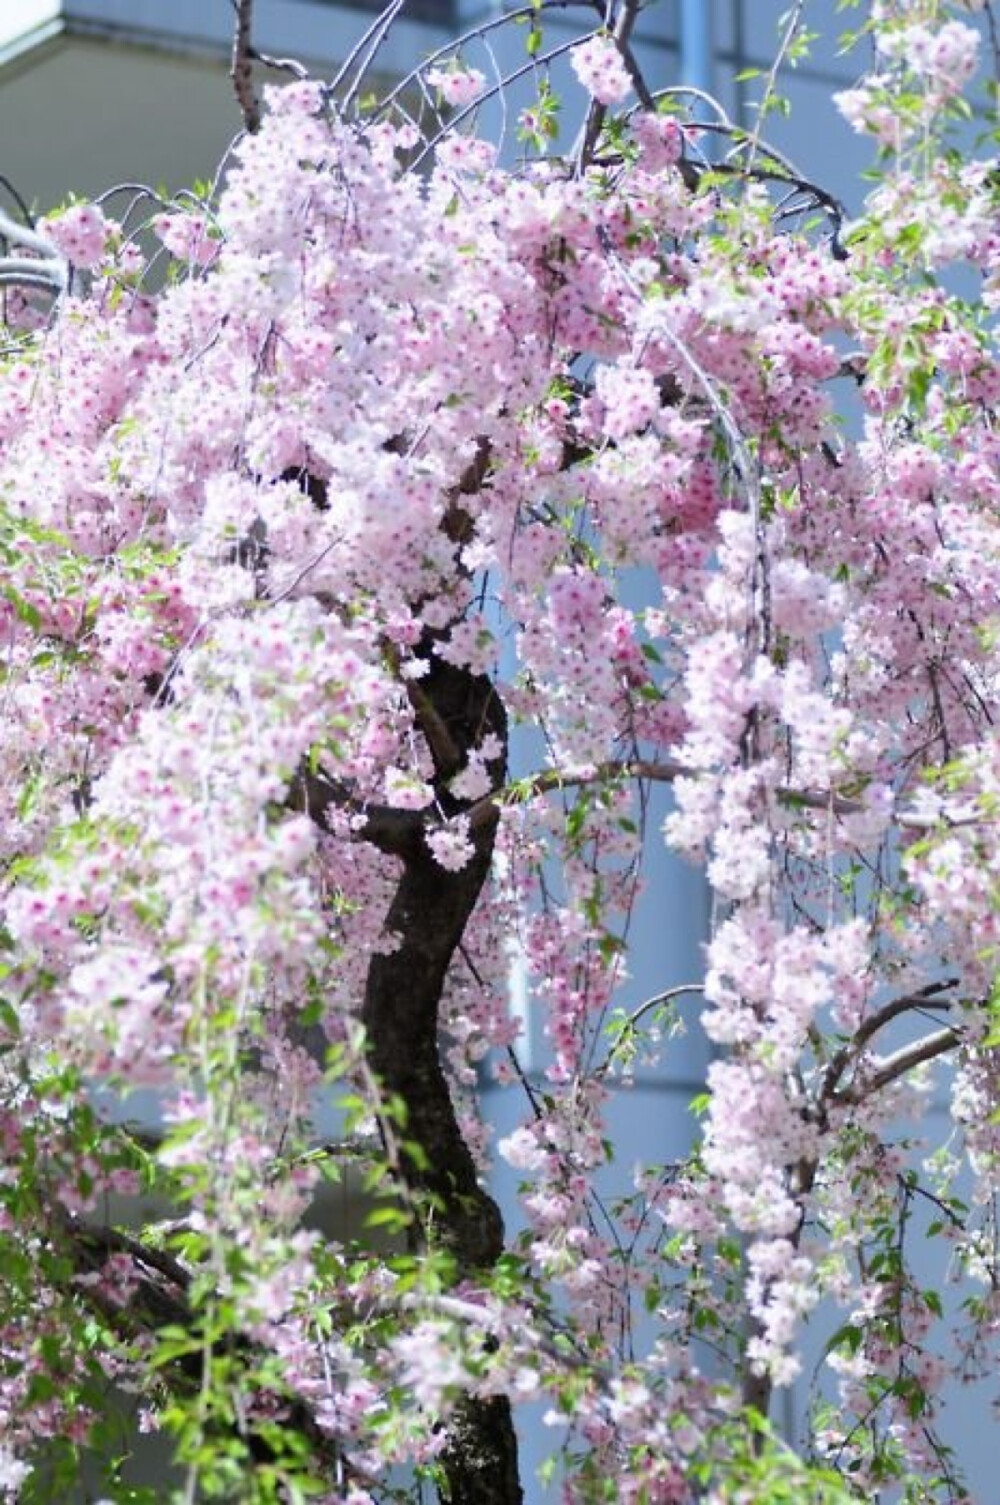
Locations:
442;1394;524;1505
361;646;523;1504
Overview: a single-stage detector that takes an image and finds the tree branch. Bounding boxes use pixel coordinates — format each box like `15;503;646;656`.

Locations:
230;0;262;134
296;743;988;871
246;44;310;82
464;758;688;830
288;764;423;857
820;979;960;1106
832;1026;963;1106
463;757;917;832
0;262;67;294
358;631;521;1500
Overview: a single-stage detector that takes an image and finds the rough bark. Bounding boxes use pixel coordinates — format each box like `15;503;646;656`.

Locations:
361;641;523;1503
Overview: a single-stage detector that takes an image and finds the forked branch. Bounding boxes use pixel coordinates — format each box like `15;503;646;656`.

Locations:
831;1026;963;1106
820;979;961;1106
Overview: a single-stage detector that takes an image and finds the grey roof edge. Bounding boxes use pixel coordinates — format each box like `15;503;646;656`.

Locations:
2;4;458;84
57;13;235;65
0;17;66;74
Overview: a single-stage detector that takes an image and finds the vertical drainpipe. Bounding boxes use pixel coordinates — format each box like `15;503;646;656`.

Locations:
679;0;713;95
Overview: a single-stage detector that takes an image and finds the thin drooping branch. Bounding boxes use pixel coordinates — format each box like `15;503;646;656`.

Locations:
463;757;687;829
364;0;594;126
462;757;963;835
598;983;705;1079
246;43;310;81
743;990;964;1425
331;0;411;113
406;32;601;174
692;147;848;253
60;1210;192;1309
741;0;808;172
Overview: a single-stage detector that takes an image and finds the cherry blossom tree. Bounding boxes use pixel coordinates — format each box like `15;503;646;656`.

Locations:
1;0;999;1499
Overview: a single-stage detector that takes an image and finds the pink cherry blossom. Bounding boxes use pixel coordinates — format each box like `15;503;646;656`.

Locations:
571;35;632;106
426;65;486;108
